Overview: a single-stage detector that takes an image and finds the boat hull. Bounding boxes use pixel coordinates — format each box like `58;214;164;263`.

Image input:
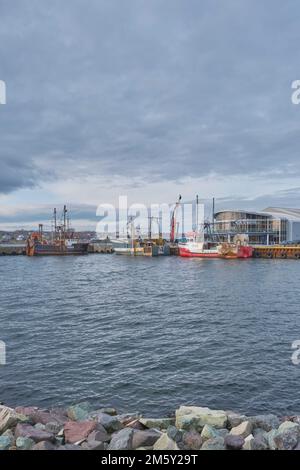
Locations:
27;243;89;256
179;244;253;259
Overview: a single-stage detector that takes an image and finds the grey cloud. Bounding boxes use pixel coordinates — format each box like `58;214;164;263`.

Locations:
0;0;300;193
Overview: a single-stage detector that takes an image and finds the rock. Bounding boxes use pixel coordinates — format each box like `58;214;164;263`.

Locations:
167;425;183;443
96;412;123;433
153;433;179;450
230;420;252;438
132;429;162;449
31;410;67;426
16;437;35;450
67;402;91;422
201;424;222;441
45;421;63;434
34;423;46;431
182;430;202;450
243;434;255;450
117;413;140;426
273;422;300;450
57;444;82;450
84;440;106;450
252;435;269;450
176;406;227;431
125;419;146;430
32;441;57;450
139;417;175;430
0;435;12;450
226;411;247;429
99;408;117;416
15;406;38;416
88;428;110;443
0;406;27;433
15;423;55;443
250;414;280;431
108;428;134;450
266;429;278;450
201;437;225;450
224;434;244;450
278;420;300;432
64;420;96;444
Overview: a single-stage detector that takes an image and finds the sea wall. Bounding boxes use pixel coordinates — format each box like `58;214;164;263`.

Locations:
0;403;299;450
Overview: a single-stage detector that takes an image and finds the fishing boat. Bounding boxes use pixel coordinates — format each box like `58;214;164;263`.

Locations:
178;234;253;259
26;206;89;256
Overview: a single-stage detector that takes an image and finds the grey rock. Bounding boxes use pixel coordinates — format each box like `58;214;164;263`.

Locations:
45;421;63;434
88;428;110;443
96;412;123;433
201;437;225;450
0;435;12;450
250;414;280;431
273;422;300;450
224;434;244;450
132;429;161;449
226;411;248;429
108;427;134;450
166;425;183;443
16;437;35;450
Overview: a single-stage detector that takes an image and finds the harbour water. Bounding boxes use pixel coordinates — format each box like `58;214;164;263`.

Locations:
1;255;300;417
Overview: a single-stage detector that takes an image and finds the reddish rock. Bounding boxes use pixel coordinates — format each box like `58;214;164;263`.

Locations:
15;423;55;443
15;406;38;416
31;410;67;426
132;429;161;449
182;430;202;450
64;420;96;444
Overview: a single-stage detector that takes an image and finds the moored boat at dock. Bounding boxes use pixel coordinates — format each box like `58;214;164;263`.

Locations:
26;206;89;256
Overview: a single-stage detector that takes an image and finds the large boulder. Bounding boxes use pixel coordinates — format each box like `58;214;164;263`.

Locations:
201;437;225;450
250;414;280;431
229;421;252;438
132;429;161;449
226;411;248;429
176;406;227;431
16;437;35;450
67;402;91;422
201;424;222;441
0;435;13;450
153;433;179;450
64;420;96;444
0;406;27;433
107;428;134;450
273;421;300;450
224;434;244;450
96;412;123;433
15;423;55;443
182;430;202;450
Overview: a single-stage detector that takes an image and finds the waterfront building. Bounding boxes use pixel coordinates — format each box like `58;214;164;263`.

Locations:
213;207;300;245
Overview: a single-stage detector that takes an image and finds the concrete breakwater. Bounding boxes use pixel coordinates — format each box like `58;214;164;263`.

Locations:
0;403;300;450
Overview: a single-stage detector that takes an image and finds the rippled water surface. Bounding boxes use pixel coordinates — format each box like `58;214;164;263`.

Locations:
1;255;300;416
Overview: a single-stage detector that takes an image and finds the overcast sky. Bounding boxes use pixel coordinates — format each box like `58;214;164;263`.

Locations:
1;0;300;229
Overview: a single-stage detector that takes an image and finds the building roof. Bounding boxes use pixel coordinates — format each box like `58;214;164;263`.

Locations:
262;207;300;221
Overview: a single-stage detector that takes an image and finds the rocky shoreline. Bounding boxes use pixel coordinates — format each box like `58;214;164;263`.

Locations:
0;403;300;450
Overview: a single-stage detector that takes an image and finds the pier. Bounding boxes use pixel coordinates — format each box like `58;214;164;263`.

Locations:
253;245;300;259
0;244;26;255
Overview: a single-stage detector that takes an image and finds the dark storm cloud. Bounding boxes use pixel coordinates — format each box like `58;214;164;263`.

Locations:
1;0;300;193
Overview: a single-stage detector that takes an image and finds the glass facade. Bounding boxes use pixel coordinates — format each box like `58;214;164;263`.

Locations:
213;211;288;245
